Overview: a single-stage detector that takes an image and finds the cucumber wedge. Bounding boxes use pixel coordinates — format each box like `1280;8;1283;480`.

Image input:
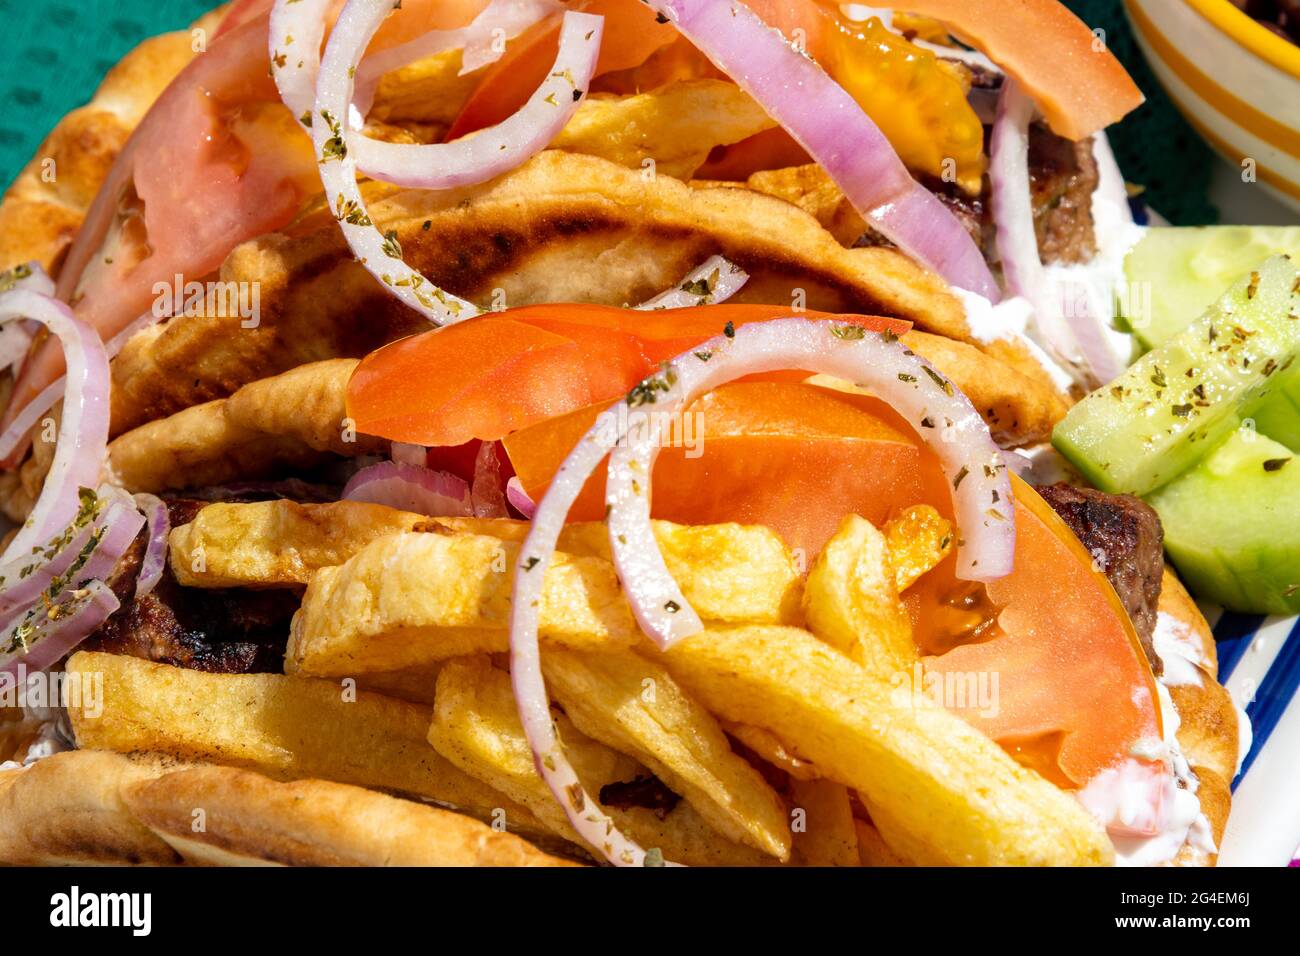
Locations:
1124;226;1300;452
1124;226;1300;350
1148;427;1300;615
1053;255;1300;495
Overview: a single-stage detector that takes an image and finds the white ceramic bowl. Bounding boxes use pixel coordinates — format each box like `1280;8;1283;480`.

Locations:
1125;0;1300;212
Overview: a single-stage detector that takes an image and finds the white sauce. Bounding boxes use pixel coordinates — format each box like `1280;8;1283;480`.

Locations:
1152;612;1209;688
1077;636;1219;866
952;288;1078;392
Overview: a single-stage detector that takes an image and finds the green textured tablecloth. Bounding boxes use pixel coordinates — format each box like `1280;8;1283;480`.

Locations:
0;0;1219;223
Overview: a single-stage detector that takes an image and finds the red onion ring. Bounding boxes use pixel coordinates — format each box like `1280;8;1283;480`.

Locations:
271;0;554;127
509;405;659;866
0;304;161;469
306;2;601;324
329;6;602;188
0;491;103;617
1;580;121;678
0;291;110;566
133;493;170;598
342;460;473;516
269;0;331;125
354;0;559;112
650;0;1000;301
0;486;136;614
505;476;536;519
0;263;55;375
989;80;1082;376
0;486;143;677
607;317;1013;648
634;256;749;310
511;317;1014;863
471;441;508;518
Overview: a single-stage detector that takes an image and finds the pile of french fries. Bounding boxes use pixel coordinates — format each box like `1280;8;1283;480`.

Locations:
66;498;1115;866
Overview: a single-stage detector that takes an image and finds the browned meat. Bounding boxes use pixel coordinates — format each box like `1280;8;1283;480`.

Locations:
1028;123;1099;265
1036;483;1164;673
84;498;297;674
853;126;1096;266
598;776;680;819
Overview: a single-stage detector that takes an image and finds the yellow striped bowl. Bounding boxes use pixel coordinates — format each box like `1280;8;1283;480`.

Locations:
1125;0;1300;212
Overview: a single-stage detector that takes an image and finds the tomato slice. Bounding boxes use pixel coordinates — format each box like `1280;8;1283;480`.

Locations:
505;380;948;555
345;303;910;447
915;476;1163;791
503;380;1163;789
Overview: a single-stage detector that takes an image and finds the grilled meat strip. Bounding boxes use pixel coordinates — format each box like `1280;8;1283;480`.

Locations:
84;498;297;674
1036;483;1164;673
855;124;1098;266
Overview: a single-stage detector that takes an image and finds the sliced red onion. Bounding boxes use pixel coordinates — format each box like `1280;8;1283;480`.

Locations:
989;79;1083;377
269;0;331;126
511;317;1013;864
0;291;110;566
342;460;473;516
650;0;999;301
0;306;161;468
0;263;55;374
471;441;508;518
344;10;603;189
357;0;560;108
1042;131;1140;388
70;498;146;588
272;0;556;127
311;0;480;325
607;317;1013;648
505;476;536;519
0;485;135;610
308;2;600;324
510;409;657;867
1093;131;1132;223
0;490;103;617
634;256;749;310
0;323;33;375
133;493;170;598
0;580;121;678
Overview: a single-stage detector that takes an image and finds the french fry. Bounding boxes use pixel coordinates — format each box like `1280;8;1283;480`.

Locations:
542;648;791;860
655;625;1114;866
550;80;775;180
720;721;821;781
287;532;639;676
352;661;445;705
788;778;860;867
801;514;915;677
854;818;908;867
883;505;954;592
64;651;543;834
287;522;800;677
427;657;773;866
170;499;426;588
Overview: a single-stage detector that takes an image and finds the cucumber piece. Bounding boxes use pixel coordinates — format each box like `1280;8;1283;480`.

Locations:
1249;369;1300;452
1124;226;1300;452
1053;255;1300;495
1123;226;1300;350
1147;427;1300;615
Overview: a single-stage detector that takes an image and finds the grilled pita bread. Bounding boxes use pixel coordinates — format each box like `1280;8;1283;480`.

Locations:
0;749;576;866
